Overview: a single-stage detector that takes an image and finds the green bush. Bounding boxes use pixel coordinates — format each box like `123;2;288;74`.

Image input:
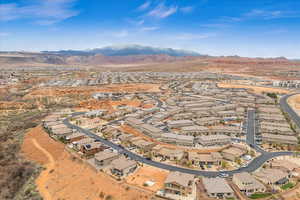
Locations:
250;193;272;199
281;182;294;190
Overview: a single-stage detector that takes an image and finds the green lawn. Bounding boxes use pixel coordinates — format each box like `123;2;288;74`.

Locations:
281;182;295;190
249;193;272;199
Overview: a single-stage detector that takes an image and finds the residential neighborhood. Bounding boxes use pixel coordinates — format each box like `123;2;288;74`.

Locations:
39;73;300;200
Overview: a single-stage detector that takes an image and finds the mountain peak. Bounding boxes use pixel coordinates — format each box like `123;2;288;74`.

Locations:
43;45;202;57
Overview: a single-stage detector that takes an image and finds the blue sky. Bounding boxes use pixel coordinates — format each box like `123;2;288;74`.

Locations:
0;0;300;58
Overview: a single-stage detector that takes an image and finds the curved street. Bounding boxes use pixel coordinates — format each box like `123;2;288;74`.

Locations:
280;93;300;128
63;93;300;177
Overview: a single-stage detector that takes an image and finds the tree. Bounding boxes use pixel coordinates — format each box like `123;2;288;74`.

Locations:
235;157;242;165
221;161;229;169
249;150;255;157
266;92;277;99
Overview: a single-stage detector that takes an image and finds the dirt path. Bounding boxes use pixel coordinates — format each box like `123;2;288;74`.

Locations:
22;126;154;200
31;138;54;200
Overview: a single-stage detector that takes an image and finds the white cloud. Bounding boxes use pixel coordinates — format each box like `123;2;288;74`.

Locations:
140;26;159;31
0;32;10;37
0;0;79;24
221;9;300;23
114;30;129;38
127;18;145;26
138;1;151;11
200;23;231;28
173;33;216;40
147;3;177;19
180;6;194;14
245;9;284;19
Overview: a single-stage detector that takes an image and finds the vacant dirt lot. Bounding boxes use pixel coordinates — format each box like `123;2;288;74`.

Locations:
21;126;154;200
78;98;142;112
288;94;300;115
218;83;290;94
126;165;169;192
26;84;161;98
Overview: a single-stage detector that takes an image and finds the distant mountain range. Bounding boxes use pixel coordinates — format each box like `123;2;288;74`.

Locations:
42;45;202;57
0;45;202;66
1;45;295;68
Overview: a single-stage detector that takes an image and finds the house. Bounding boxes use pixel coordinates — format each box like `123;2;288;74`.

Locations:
258;114;286;123
152;113;168;122
195;117;220;126
139;123;163;138
84;109;107;118
270;160;299;174
196;134;231;146
221;146;247;161
202;177;234;199
65;132;86;143
260;121;290;128
193;111;210;118
81;142;108;157
236;107;245;116
110;157;137;177
129;139;156;152
176;134;194;146
173;113;194;120
254;169;289;186
166;107;183;115
94;151;119;167
262;133;298;145
209;126;241;137
232;172;266;196
164;171;195;196
102;126;121;138
160;133;179;144
160;132;194;146
216;110;236;118
258;107;282;114
181;125;209;136
43;121;61;129
43;114;61;123
189;152;222;166
49;123;67;131
168;120;194;128
125;117;144;128
183;102;216;109
51;127;73;138
211;104;236;112
154;148;184;161
118;133;134;143
72;137;95;151
260;125;294;135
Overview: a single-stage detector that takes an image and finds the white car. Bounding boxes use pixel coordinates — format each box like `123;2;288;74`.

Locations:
218;173;229;178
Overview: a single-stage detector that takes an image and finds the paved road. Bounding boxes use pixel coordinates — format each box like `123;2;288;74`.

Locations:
63;111;294;177
245;109;266;154
280;93;300;128
246;109;256;146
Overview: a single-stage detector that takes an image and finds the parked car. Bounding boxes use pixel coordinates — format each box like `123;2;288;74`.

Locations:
219;173;229;178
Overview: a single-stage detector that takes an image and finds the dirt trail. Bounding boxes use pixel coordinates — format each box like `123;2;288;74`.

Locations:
31;138;54;200
22;126;153;200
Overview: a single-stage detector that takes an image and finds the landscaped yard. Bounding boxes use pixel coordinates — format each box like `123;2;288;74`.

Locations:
281;182;295;190
226;198;236;200
249;193;272;199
